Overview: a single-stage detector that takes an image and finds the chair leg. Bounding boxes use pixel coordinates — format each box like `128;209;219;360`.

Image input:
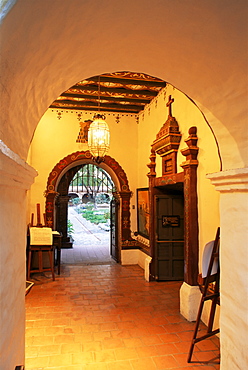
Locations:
38;250;43;272
187;297;205;362
48;250;55;281
207;297;218;333
57;248;61;275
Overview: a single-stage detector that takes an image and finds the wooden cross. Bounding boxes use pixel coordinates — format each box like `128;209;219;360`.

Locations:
166;95;174;117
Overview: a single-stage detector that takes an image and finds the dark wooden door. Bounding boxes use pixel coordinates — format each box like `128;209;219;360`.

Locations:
110;198;118;262
155;194;184;280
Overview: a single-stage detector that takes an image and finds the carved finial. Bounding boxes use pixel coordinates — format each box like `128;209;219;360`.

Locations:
147;148;156;177
189;126;197;136
166;95;174;117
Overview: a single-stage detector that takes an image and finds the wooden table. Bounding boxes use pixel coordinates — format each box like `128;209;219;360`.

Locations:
26;232;62;276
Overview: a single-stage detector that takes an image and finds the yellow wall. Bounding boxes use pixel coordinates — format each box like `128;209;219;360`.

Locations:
28;83;220;267
137;84;220;263
27;110;139;228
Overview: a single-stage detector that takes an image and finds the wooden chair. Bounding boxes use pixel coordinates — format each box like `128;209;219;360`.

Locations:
187;227;220;363
27;227;55;281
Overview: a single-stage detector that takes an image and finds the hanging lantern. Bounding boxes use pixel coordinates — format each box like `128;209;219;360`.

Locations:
88;113;110;162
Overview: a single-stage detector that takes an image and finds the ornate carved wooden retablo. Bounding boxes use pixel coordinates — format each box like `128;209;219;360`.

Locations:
151;95;181;175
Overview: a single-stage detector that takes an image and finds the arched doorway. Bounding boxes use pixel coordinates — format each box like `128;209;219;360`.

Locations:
44;150;132;263
57;163;115;263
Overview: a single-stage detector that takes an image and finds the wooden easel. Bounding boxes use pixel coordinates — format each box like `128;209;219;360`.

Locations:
27;203;55;280
30;203;46;227
28;204;62;276
187;227;220;363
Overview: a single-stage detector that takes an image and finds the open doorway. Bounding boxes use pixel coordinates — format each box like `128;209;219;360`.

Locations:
58;163;116;265
45;151;133;266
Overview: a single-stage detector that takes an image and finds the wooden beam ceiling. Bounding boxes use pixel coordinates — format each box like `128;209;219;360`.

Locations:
50;71;166;114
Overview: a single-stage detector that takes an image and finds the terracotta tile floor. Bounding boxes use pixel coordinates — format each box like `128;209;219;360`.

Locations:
25;259;220;370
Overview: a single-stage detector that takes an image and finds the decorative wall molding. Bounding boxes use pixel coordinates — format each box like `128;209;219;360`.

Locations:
0;140;37;189
207;168;248;192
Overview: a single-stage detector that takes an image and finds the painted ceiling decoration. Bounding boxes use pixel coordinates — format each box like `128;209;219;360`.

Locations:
50;71;166;114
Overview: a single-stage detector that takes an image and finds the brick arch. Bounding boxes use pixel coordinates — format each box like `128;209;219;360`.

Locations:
44;150;132;243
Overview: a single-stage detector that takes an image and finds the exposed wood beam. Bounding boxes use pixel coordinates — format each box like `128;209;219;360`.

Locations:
69;84;158;97
51;100;144;110
50;72;166;114
61;92;151;104
84;76;166;87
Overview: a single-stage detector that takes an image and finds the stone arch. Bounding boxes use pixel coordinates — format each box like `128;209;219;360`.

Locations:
44;150;132;246
2;1;246;170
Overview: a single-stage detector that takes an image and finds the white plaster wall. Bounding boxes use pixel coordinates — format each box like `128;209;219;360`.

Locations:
0;0;247;169
208;169;248;370
0;142;37;370
0;1;248;368
220;191;248;369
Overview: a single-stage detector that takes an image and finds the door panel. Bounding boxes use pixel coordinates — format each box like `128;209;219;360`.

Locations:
110;198;118;262
155;194;184;280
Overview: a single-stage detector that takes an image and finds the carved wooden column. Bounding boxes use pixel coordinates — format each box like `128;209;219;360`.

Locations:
119;191;132;242
147;148;156;262
45;191;58;229
180;126;199;286
56;195;72;248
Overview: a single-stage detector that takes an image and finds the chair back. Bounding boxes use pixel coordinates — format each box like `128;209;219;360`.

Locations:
202;240;219;278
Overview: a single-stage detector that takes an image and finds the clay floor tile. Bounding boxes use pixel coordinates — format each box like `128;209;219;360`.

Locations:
135;345;157;358
39;344;61;355
193;350;220;364
83;341;103;352
53;334;75;344
25;355;50;368
101;337;125;350
195;338;219;352
83;363;108;370
123;337;143;348
192;366;218;370
153;354;179;369
26;260;220;369
60;342;82;354
141;334;163;346
110;329;132;339
71;351;95;364
155;342;180;355
25;327;45;337
32;335;54;346
116;321;137;330
93;331;112;341
129;357;157;370
74;332;93;343
44;326;65;335
158;332;180;343
100;322;118;331
48;353;73;366
93;348;116;362
107;360;133;369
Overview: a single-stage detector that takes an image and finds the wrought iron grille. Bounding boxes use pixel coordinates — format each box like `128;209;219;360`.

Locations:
68;164;114;197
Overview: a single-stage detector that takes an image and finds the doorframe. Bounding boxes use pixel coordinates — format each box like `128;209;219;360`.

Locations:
154;185;184;281
44;151;132;261
110;197;119;262
148;127;199;285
